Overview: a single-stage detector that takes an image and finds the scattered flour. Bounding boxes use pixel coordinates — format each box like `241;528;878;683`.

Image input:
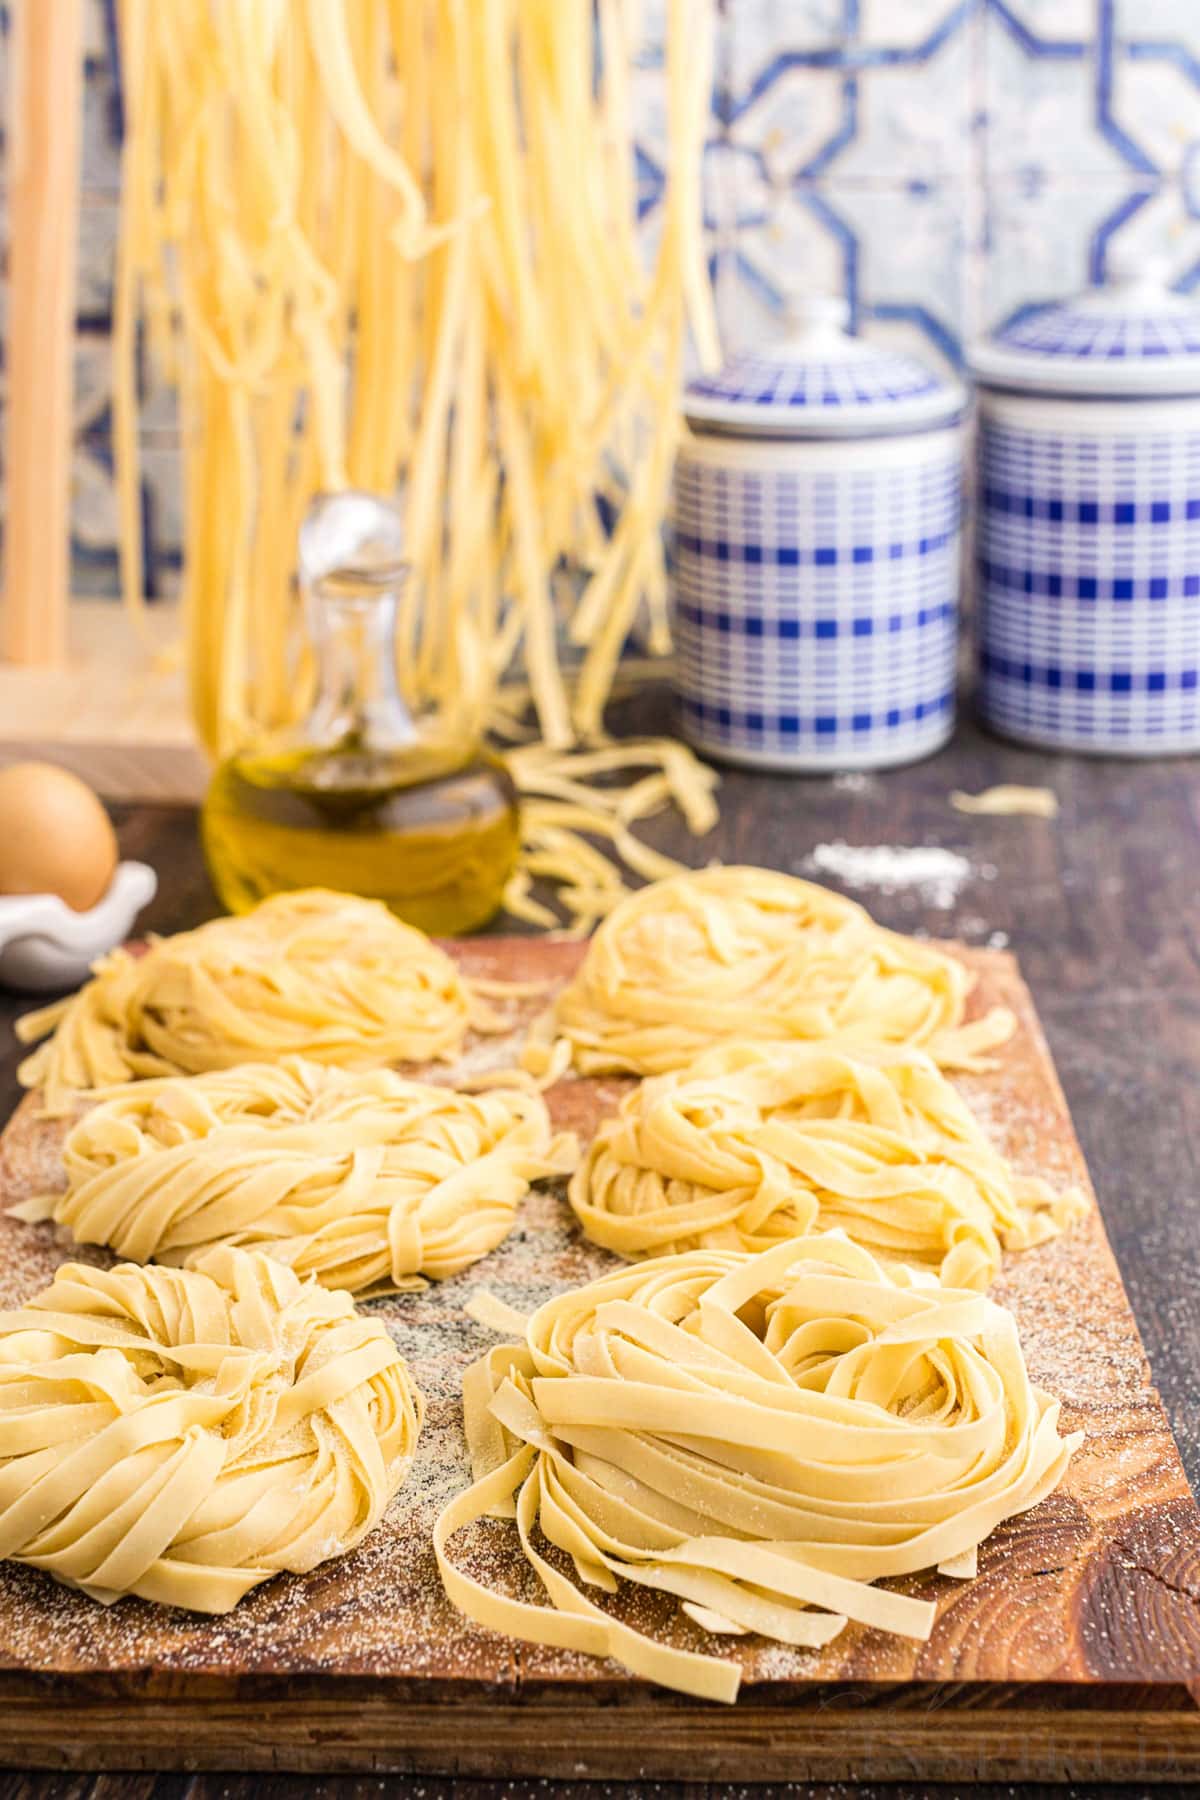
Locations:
960;917;1012;950
804;841;982;911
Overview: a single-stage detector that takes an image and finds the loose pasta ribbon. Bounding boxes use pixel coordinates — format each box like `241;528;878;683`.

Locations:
436;1234;1081;1701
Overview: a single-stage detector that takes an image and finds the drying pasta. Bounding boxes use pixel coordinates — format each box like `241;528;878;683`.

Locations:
950;787;1059;820
524;866;1016;1079
114;0;722;932
569;1042;1086;1289
16;1057;577;1296
435;1233;1081;1702
16;889;488;1114
0;1246;421;1613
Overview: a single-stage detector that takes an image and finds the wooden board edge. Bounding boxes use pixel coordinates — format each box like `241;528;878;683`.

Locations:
0;1692;1197;1781
1;937;1198;1779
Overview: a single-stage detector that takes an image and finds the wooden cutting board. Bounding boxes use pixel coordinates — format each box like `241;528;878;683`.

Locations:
0;938;1197;1783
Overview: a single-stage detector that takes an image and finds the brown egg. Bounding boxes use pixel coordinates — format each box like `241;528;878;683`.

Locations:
0;762;119;912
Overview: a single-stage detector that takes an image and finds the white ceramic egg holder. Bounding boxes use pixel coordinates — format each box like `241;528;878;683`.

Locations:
0;861;157;991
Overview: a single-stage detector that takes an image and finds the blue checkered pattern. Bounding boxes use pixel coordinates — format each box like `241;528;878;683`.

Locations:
686;351;941;413
976;412;1200;752
996;307;1200;363
672;447;962;768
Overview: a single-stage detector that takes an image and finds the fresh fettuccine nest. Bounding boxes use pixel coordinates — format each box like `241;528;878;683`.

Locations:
15;1058;577;1297
522;867;1016;1080
436;1234;1080;1702
16;889;497;1115
0;1247;421;1613
569;1043;1086;1289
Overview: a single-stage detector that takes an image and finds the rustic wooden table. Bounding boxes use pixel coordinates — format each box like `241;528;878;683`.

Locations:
2;698;1198;1800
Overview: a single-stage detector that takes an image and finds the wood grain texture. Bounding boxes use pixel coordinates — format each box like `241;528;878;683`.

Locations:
0;603;208;800
0;935;1197;1780
1;701;1199;1797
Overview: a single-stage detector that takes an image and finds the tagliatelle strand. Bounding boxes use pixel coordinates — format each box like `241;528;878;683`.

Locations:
114;0;724;936
0;1247;421;1613
14;1058;578;1297
569;1042;1087;1289
435;1233;1081;1702
523;867;1016;1078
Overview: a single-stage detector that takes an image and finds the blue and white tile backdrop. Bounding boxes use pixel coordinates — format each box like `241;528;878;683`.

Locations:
2;0;1200;598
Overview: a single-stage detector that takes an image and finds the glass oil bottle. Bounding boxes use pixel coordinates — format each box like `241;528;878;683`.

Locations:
201;493;520;934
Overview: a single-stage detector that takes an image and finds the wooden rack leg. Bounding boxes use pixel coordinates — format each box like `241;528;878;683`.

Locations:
2;0;85;666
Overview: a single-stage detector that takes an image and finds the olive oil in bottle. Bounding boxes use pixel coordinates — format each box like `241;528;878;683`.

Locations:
201;494;519;934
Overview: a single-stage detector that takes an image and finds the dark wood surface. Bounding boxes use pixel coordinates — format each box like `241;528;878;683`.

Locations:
2;696;1199;1797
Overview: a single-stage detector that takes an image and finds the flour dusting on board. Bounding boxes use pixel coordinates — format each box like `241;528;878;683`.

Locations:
804;841;993;911
0;938;1187;1701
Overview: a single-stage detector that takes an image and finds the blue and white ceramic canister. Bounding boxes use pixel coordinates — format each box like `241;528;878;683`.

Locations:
971;262;1200;756
671;296;967;772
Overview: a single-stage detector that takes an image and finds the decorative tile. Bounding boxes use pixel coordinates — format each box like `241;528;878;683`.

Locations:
826;180;971;372
829;31;976;184
858;0;979;50
724;0;846;107
80;46;122;197
982;179;1121;326
21;0;1200;603
1114;0;1200;44
725;3;975;184
981;177;1200;326
140;443;185;572
136;352;182;439
73;333;112;441
77;200;117;324
69;542;121;602
1109;6;1200;178
70;442;118;553
982;10;1135;181
717;189;847;352
726;59;851;188
987;1;1097;40
718;179;969;374
1091;181;1200;288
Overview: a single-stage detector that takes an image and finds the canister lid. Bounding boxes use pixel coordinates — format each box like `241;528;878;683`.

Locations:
970;257;1200;398
683;295;966;439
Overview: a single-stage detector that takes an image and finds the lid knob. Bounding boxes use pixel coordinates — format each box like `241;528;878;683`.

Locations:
783;292;851;332
773;290;853;361
1102;248;1174;297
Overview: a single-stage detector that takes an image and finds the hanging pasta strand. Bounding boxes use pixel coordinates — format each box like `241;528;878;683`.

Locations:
115;0;721;927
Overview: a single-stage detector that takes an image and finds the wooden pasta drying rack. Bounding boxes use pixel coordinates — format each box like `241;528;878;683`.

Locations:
0;0;204;801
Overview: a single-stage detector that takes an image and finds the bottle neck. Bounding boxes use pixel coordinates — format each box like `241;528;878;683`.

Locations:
308;588;418;750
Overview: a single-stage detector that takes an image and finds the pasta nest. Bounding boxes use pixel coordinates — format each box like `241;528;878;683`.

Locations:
523;866;1015;1079
569;1043;1086;1289
437;1233;1080;1702
18;1057;578;1297
0;1247;421;1613
17;889;492;1114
